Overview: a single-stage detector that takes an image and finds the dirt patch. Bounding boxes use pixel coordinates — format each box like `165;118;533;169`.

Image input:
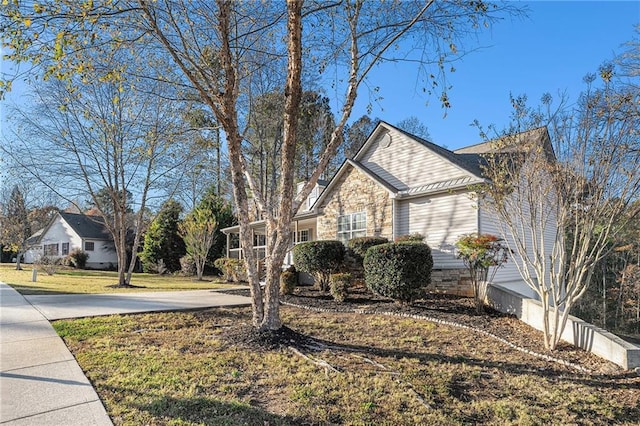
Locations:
220;324;317;351
219;284;631;374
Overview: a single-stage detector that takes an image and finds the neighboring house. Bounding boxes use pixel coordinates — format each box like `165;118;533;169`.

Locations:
222;121;556;295
24;212;117;269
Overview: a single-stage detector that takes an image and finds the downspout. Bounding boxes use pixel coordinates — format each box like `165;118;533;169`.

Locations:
476;192;481;235
391;197;396;241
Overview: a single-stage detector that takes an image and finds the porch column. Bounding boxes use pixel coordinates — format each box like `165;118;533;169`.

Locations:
226;233;230;258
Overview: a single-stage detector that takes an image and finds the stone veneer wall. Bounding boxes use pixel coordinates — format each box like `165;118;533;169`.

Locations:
315;164;473;296
316;165;393;240
430;268;473;296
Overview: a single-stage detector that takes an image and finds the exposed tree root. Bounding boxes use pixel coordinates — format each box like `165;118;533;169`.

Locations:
288;346;340;374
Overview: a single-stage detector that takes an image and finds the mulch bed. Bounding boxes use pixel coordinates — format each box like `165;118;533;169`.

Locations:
218;284;638;376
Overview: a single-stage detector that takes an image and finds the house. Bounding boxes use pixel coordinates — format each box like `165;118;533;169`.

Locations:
24;211;118;269
222;121;556;295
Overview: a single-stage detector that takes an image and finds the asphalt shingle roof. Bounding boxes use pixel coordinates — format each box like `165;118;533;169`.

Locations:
60;212;112;240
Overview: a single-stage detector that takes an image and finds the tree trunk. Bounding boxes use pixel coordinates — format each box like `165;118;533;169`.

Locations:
196;259;204;281
15;252;23;271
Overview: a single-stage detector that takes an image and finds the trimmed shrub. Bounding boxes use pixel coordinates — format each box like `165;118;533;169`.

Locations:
213;257;246;282
69;249;89;269
364;242;433;303
293;240;345;291
394;233;425;243
348;236;389;265
330;273;352;302
280;270;297;295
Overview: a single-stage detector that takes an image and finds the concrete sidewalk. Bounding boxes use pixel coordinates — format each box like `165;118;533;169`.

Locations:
0;283;251;425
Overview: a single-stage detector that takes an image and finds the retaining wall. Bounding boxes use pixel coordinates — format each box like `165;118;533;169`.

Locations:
486;284;640;370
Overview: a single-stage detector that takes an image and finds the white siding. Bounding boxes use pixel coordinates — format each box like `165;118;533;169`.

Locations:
38;216;83;260
395;192;478;268
479;192;559;288
83;240;117;267
478;205;526;285
358;129;469;190
33;215;118;268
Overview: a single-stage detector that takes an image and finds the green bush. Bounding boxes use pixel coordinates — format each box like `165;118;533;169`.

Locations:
213;257;246;282
293;240;345;291
68;249;89;269
364;242;433;303
394;233;425;243
348;236;389;265
330;273;352;302
280;270;297;295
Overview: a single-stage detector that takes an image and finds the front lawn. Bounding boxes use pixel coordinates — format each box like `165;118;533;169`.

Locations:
0;263;235;295
54;298;640;425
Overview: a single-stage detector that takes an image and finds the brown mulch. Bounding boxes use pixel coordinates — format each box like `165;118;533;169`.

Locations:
219;285;639;376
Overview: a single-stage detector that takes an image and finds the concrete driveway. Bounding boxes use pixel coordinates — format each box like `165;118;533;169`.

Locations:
0;283;251;425
24;288;251;320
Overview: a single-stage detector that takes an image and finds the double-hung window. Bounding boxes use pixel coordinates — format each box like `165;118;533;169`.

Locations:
61;242;70;256
44;244;59;256
337;212;366;244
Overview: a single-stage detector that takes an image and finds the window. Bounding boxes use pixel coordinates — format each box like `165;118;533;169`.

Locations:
44;244;59;256
337;212;366;243
84;241;95;251
253;234;266;247
229;233;240;249
291;229;310;244
61;242;69;256
297;229;310;243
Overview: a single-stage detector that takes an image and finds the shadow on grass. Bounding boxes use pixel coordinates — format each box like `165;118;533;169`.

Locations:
136;395;298;426
7;285;87;296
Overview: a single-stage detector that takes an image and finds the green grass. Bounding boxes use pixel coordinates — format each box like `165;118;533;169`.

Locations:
0;263;237;295
53;307;640;426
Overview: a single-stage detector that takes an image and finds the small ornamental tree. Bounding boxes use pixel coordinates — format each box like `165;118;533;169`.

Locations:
292;240;345;292
179;207;218;281
364;242;433;303
455;233;509;313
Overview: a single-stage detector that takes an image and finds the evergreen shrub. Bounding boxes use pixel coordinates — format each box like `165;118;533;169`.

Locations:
293;240;345;291
364;242;433;303
329;273;352;302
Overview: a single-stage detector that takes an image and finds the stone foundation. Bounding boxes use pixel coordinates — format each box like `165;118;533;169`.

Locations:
430;268;473;296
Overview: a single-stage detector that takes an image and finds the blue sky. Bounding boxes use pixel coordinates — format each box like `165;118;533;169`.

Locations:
2;1;638;152
349;1;639;149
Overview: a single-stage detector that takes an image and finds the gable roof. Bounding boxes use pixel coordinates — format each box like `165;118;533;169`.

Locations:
355;122;552;183
59;212;112;240
310;158;399;210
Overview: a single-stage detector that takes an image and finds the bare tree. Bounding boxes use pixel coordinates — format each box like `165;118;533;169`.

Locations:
3;75;191;286
0;186;30;269
3;0;521;330
480;76;640;350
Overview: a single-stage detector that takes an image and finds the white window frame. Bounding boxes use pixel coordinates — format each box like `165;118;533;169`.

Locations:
297;229;310;243
337;212;366;244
